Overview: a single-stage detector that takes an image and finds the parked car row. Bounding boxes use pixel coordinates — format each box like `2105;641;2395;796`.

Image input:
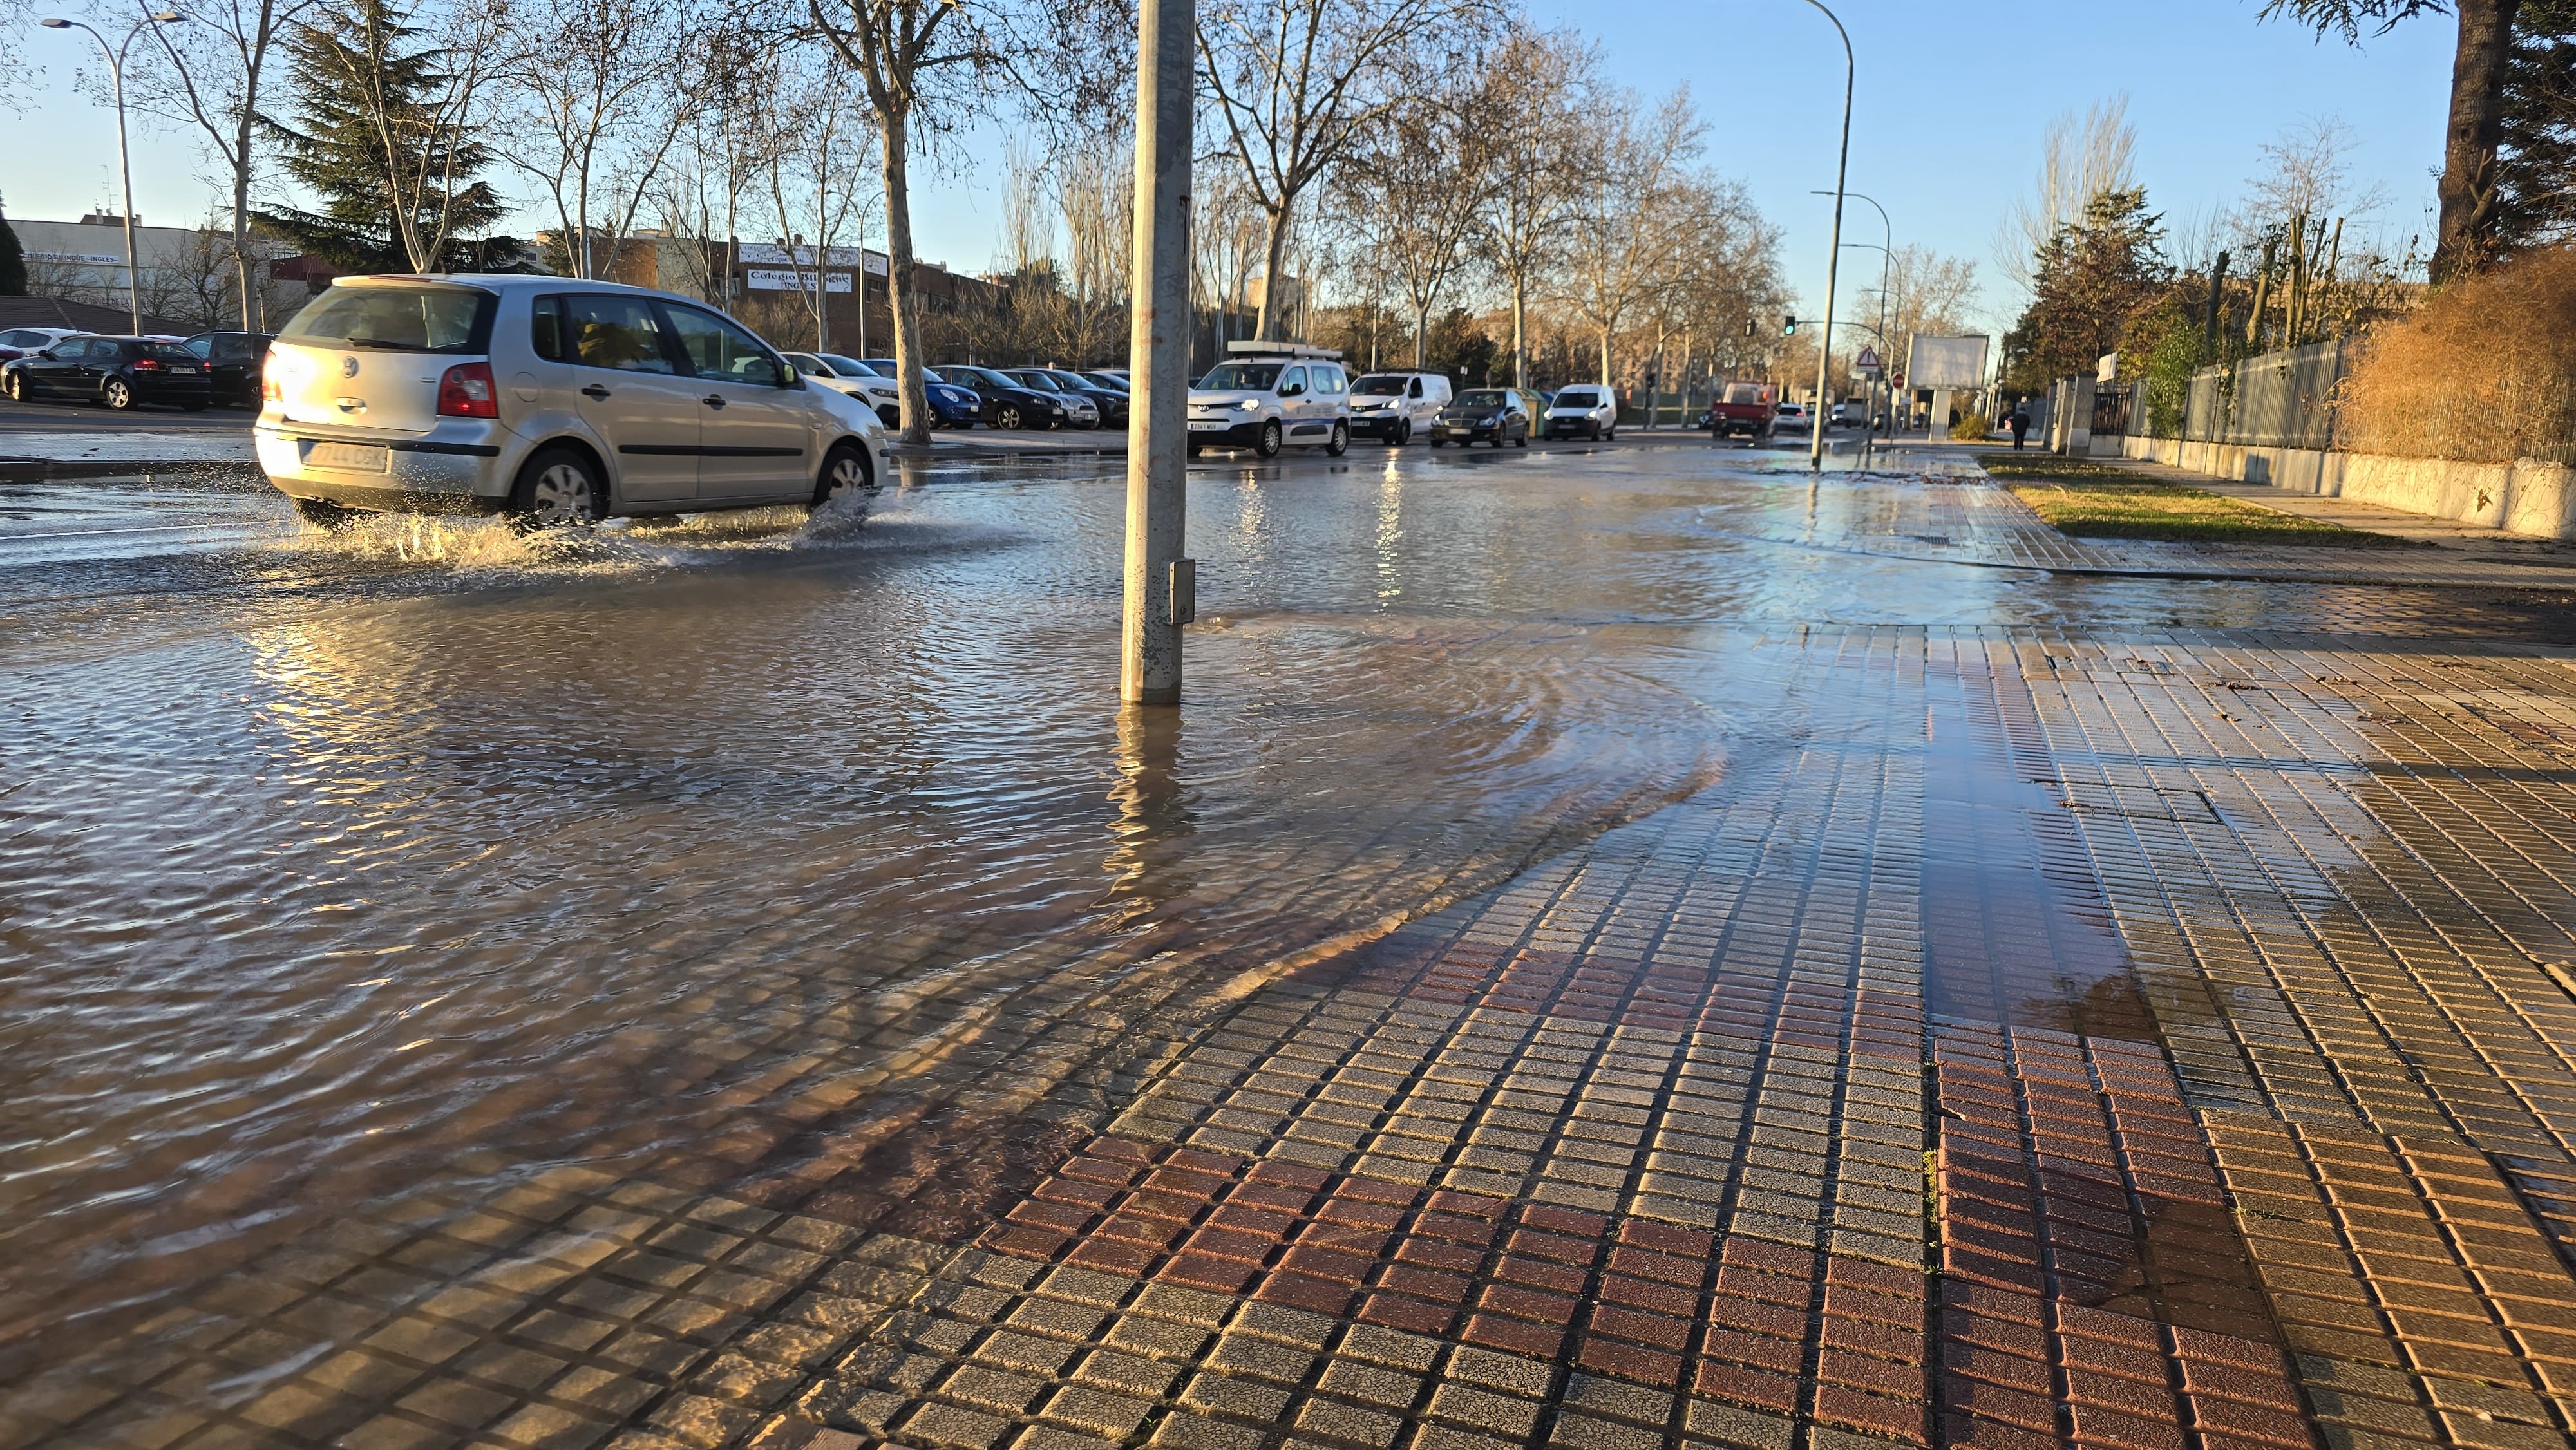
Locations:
0;327;276;410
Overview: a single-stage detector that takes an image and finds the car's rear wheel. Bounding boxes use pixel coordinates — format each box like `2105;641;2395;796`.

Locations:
995;404;1023;430
1254;419;1283;458
1513;429;1528;447
1325;420;1348;457
292;496;354;529
103;378;134;411
509;447;605;529
811;441;874;510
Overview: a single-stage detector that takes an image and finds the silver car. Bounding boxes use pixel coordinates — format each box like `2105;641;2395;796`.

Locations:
256;274;888;527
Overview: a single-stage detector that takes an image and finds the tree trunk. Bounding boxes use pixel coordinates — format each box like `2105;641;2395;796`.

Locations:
1412;299;1429;371
1510;275;1526;387
1597;328;1611;388
1253;200;1291;341
882;109;933;446
2433;0;2523;283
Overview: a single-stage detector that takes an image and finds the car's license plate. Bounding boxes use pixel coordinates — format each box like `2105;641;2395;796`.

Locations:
306;441;390;473
172;366;198;375
1188;420;1226;431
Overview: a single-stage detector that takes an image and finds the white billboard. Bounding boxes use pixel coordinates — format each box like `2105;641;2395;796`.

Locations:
1905;334;1989;390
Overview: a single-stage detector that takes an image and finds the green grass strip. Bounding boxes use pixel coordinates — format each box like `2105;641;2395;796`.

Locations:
1975;454;2419;548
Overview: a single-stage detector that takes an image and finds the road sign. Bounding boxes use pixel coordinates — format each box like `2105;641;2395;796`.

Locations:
1854;346;1880;372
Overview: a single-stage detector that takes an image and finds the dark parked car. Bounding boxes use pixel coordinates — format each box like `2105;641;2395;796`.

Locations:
181;329;276;408
937;364;1067;431
1018;367;1128;428
860;359;985;427
1079;370;1130;394
1;334;214;411
1429;387;1539;447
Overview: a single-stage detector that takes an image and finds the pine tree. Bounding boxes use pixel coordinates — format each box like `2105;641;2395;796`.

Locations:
2498;0;2576;251
2002;189;2173;392
0;200;26;296
260;0;501;270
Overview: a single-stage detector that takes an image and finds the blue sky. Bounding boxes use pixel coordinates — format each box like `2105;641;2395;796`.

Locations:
3;0;2456;333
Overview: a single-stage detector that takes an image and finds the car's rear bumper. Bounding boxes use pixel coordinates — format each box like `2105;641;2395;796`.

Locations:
131;376;214;403
256;423;516;508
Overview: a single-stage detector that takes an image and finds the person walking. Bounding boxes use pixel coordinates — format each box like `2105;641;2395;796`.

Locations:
2009;406;2030;451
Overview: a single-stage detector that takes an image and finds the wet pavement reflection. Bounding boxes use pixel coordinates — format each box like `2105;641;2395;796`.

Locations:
10;442;2576;1434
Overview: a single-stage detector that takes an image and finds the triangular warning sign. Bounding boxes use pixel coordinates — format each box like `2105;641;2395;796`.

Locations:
1855;347;1881;370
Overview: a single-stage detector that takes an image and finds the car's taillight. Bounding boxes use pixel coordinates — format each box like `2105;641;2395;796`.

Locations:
437;361;498;418
261;352;281;402
134;358;162;372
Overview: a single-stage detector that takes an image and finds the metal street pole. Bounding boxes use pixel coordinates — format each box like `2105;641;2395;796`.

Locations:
1120;0;1194;706
1816;189;1891;465
42;12;181;337
1785;0;1853;473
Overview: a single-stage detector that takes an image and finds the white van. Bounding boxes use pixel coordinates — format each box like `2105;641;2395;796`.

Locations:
1347;371;1452;445
1544;385;1618;440
1187;343;1352;458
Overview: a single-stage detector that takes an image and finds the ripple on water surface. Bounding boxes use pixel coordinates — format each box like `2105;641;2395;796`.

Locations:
0;465;1736;1366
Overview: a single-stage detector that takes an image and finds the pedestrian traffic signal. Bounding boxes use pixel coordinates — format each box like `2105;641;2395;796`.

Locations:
1783;315;1798;336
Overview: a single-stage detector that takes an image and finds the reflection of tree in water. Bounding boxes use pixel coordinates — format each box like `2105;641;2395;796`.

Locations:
2014;969;2159;1045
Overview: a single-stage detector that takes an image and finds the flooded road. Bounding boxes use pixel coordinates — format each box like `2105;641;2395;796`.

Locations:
5;441;2572;1396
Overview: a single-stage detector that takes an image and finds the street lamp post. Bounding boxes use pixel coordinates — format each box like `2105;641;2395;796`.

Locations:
1119;0;1194;706
1783;0;1853;473
1815;188;1891;465
41;11;184;337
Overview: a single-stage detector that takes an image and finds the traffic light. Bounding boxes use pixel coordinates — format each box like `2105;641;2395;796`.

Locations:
1783;314;1799;336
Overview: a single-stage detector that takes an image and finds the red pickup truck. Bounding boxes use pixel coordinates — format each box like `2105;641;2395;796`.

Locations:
1707;381;1777;441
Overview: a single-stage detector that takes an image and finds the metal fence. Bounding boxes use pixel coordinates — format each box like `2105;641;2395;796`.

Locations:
2179;339;2349;450
2092;384;2136;438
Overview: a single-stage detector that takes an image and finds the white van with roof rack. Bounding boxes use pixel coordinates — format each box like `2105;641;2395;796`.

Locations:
1187;341;1350;458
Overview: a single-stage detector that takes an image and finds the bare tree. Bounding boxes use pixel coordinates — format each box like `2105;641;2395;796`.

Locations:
1562;85;1703;386
1191;164;1267;357
1994;95;2137;295
652;30;784;310
1859;245;1981;362
804;0;1003;442
2257;0;2520;281
1056;139;1132;365
1478;27;1591;385
1334;47;1497;369
493;0;700;280
761;55;876;350
1197;0;1484;340
128;0;321;326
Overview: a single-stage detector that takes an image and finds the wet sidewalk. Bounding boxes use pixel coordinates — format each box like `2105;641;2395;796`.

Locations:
12;458;2576;1450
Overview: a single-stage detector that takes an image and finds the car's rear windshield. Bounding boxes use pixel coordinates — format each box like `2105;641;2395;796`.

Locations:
1457;390;1508;408
1723;383;1765;404
1351;375;1408;395
282;285;496;353
137;343;196;361
1198;362;1280;391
